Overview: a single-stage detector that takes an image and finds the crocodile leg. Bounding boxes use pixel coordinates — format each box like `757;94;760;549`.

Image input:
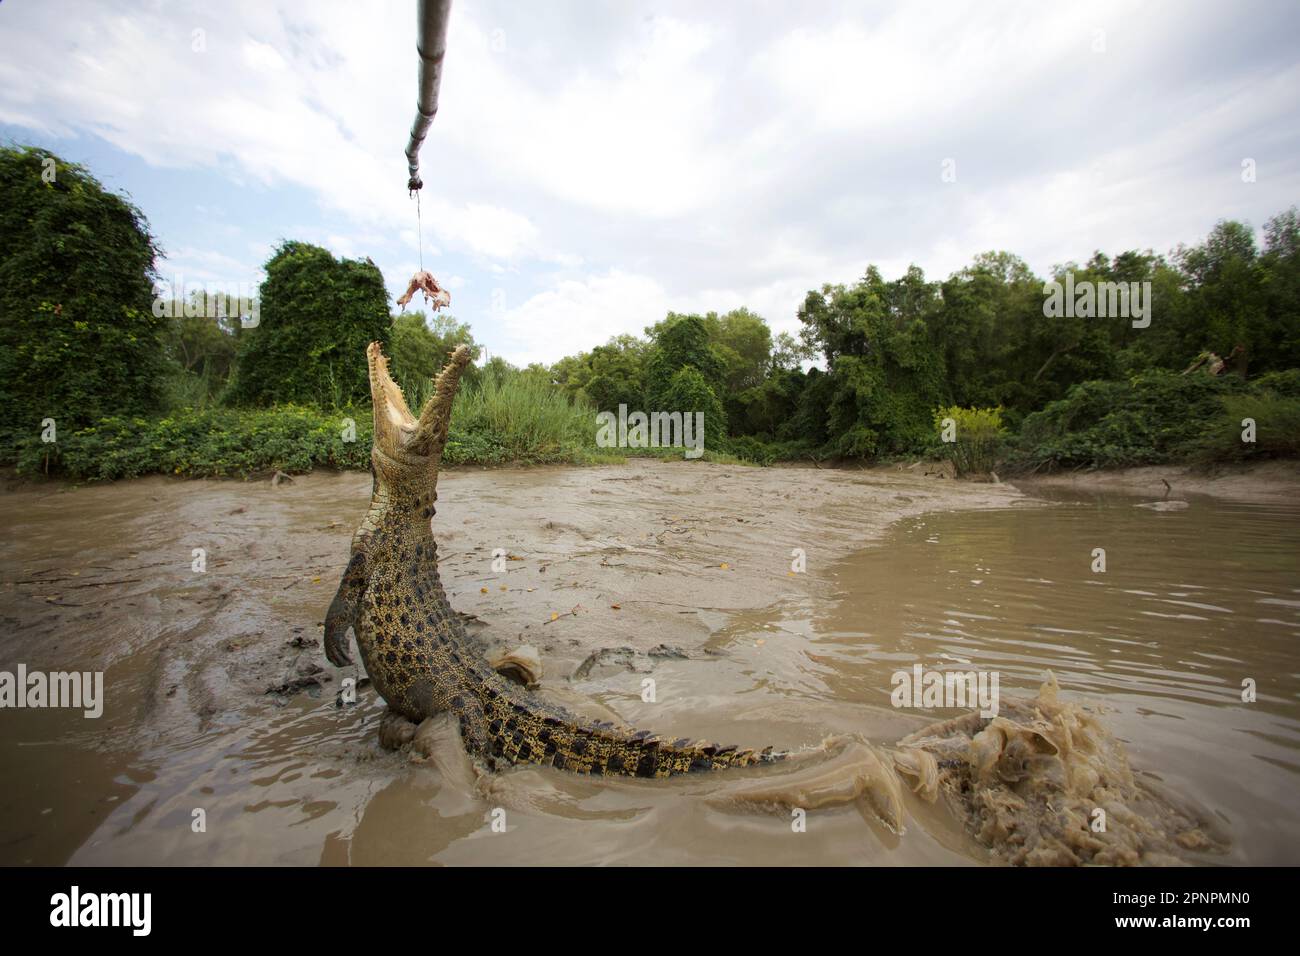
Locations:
324;549;368;667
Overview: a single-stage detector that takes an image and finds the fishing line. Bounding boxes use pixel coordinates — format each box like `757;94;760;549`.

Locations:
416;188;424;273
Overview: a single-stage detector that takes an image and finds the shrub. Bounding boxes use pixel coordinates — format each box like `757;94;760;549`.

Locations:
9;405;370;480
224;242;390;407
1193;393;1300;462
934;405;1007;476
0;145;166;447
1250;369;1300;398
1010;370;1252;471
724;435;819;465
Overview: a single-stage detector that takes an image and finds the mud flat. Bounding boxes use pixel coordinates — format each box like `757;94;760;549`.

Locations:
1011;459;1300;503
2;460;1294;865
0;460;1026;864
0;459;1026;714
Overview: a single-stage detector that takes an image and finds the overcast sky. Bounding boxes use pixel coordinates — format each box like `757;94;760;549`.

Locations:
2;0;1298;365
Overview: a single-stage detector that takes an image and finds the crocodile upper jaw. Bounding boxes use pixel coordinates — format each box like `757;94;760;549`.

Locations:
367;340;472;465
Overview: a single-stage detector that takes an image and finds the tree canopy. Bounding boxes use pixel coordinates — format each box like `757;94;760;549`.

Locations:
0;145;166;440
224;241;391;407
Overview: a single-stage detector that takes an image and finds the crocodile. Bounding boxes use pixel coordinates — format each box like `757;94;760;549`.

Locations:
324;342;781;777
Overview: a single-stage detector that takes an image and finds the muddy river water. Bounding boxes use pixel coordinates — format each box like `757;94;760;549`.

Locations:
1;462;1296;865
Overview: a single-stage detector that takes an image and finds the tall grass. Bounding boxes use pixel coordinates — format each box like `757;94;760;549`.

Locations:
934;405;1006;476
450;366;598;463
161;365;221;410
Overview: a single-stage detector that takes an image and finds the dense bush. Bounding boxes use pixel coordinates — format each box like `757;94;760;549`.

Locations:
1011;371;1254;470
934;405;1007;476
224;242;391;407
10;405;371;480
0;145;167;445
723;435;819;465
1250;369;1300;398
5;363;608;480
1192;390;1300;463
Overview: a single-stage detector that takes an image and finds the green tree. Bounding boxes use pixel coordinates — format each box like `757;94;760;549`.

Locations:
0;145;166;440
710;307;773;392
931;252;1046;414
552;334;648;412
224;242;391;407
644;313;727;404
389;311;480;402
771;330;814;372
159;292;244;377
158;292;243;408
1260;207;1300;373
1173;219;1266;375
659;366;727;449
797;265;946;455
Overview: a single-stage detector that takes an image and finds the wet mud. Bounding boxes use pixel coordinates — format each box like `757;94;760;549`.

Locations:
1;461;1296;865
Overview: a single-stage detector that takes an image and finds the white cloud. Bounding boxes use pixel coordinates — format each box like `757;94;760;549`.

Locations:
500;271;670;366
2;0;1298;366
242;38;289;73
443;15;731;219
756;4;1107;134
428;201;538;260
0;1;551;265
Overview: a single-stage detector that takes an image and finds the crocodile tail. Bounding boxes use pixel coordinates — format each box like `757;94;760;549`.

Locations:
476;675;782;777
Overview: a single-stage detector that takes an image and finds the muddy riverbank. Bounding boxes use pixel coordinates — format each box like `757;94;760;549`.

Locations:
1011;459;1300;503
1;459;1296;865
0;460;1021;864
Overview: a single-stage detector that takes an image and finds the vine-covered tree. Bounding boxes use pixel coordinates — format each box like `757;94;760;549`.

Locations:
0;145;166;440
643;314;727;403
225;242;391;407
659;366;727;449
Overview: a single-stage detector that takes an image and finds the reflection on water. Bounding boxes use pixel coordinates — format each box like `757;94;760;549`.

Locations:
716;491;1300;864
6;489;1298;865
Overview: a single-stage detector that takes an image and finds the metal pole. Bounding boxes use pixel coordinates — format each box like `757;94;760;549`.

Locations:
405;0;453;192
